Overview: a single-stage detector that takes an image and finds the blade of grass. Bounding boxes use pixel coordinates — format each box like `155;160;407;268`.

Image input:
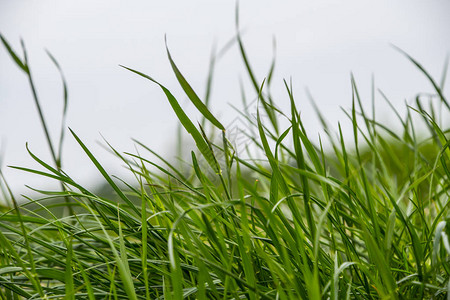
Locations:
120;65;218;171
165;38;224;131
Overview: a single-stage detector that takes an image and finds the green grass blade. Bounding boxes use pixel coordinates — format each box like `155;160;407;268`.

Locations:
393;45;450;110
120;65;218;171
165;39;224;131
0;34;28;72
65;238;75;300
69;128;140;215
46;49;69;166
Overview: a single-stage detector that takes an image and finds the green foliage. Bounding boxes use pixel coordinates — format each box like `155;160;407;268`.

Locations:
0;30;449;299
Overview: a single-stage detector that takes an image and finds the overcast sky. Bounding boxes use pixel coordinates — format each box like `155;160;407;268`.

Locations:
1;1;449;195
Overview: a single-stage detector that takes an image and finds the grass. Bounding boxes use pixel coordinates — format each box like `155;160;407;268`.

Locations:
0;27;449;299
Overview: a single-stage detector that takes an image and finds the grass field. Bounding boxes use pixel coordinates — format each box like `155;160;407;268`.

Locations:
0;30;449;299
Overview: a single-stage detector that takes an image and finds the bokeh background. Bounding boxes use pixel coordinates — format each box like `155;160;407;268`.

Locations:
1;0;450;196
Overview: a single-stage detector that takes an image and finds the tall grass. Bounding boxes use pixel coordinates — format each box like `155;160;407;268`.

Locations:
0;30;449;299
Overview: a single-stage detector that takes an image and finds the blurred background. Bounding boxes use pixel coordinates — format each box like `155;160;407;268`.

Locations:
1;0;449;196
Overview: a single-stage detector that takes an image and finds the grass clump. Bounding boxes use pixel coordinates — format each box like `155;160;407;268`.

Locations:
0;31;449;299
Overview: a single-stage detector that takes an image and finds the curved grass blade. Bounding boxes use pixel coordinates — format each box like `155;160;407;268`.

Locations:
235;4;278;133
392;45;450;110
69;128;140;215
0;34;28;72
165;38;224;131
120;65;217;171
46;49;69;167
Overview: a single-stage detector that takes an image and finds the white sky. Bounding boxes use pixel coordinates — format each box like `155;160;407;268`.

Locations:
1;0;449;195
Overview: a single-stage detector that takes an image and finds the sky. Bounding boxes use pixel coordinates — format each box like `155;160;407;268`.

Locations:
1;0;449;196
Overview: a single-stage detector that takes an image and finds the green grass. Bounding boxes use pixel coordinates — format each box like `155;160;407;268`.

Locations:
0;29;449;299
